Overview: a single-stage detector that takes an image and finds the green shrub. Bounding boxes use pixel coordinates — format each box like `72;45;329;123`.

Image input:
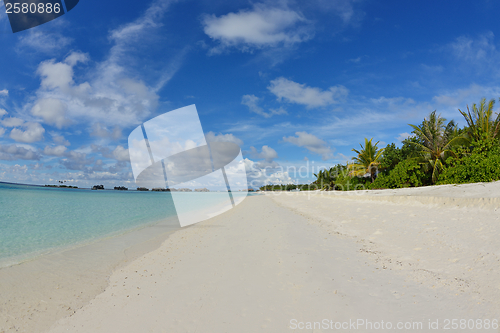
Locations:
369;159;428;189
437;140;500;184
333;172;371;191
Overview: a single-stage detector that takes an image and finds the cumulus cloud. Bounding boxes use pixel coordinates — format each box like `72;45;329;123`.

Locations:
268;77;348;108
112;145;130;162
0;144;42;160
90;123;122;140
396;132;413;142
91;144;130;162
205;131;243;146
31;98;70;129
9;122;45;143
29;51;159;127
1;117;24;127
248;145;278;162
43;145;68;156
51;133;70;146
283;131;333;160
60;150;93;170
203;4;313;54
241;94;288;118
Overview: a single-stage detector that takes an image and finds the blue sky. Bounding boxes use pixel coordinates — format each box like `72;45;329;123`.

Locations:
1;0;500;188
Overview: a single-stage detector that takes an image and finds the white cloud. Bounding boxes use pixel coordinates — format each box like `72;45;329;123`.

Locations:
0;144;42;160
1;117;24;127
90;123;110;138
370;96;415;105
268;77;349;108
445;32;500;77
18;0;184;133
43;145;68;156
313;0;360;24
269;106;287;116
9;122;45;143
283;131;333;160
205;131;243;146
203;4;313;53
65;52;89;66
17;30;72;54
248;145;278;162
113;145;130;162
0;127;4;137
90;123;122;140
31;98;70;129
51;133;70;146
396;132;412;142
109;0;176;46
449;32;496;63
369;96;416;111
432;84;500;108
0;108;7;117
37;54;87;90
0;89;8;96
29;51;159;127
91;144;130;162
241;94;288;118
421;64;444;73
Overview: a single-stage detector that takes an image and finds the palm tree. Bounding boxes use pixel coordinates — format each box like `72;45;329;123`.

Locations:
409;111;467;183
348;138;384;183
458;98;500;142
313;168;334;190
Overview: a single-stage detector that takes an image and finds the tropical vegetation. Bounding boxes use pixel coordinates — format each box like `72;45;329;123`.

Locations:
258;97;500;192
348;138;384;183
310;97;500;191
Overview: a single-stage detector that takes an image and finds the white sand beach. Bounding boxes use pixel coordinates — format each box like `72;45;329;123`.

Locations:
2;182;500;332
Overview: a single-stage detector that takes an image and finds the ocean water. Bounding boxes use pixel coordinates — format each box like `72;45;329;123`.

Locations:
0;183;180;267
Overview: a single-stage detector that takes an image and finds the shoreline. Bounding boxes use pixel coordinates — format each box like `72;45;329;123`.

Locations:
0;215;179;270
0;215;181;333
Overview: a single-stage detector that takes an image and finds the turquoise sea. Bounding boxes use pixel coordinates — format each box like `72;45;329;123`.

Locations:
0;182;181;268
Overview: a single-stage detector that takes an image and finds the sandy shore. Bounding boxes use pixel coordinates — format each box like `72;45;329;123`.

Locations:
0;217;180;333
30;183;499;332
